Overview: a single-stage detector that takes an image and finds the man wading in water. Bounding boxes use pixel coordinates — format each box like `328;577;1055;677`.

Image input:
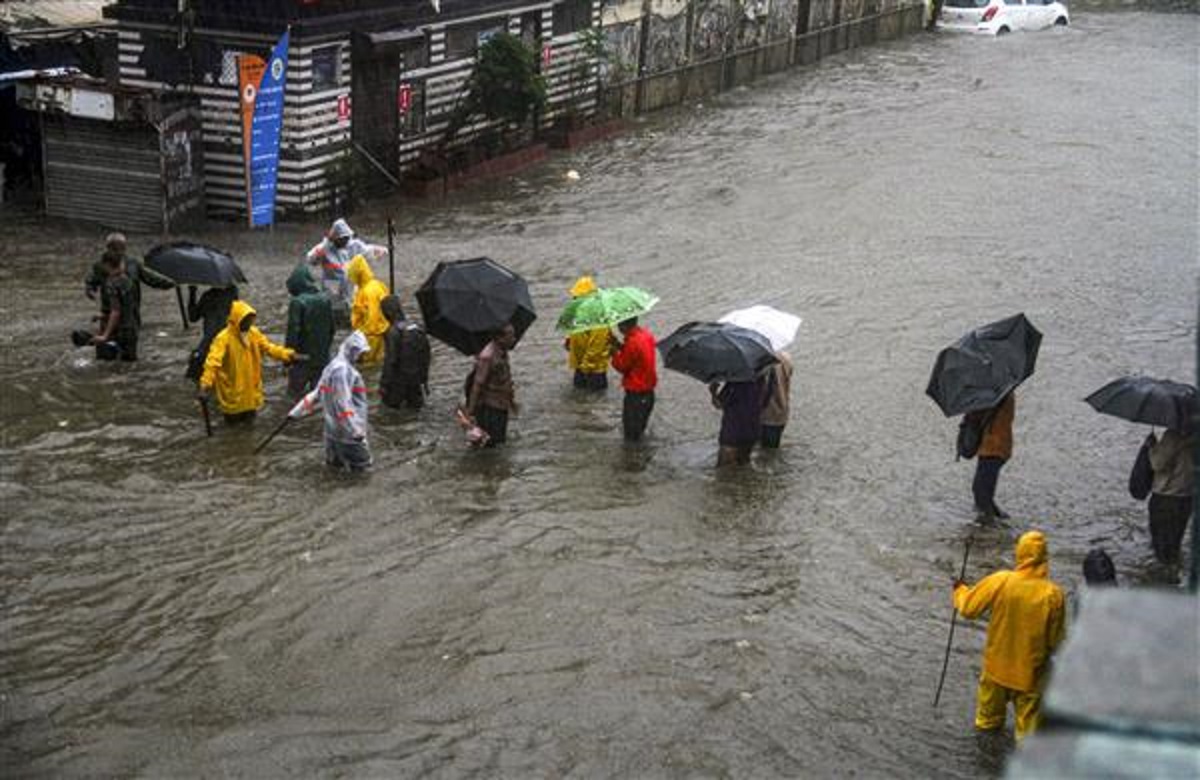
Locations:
462;324;518;447
952;530;1066;742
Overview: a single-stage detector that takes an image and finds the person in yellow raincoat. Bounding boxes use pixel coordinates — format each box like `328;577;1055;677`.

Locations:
197;300;300;424
347;254;390;366
563;276;610;391
952;530;1066;741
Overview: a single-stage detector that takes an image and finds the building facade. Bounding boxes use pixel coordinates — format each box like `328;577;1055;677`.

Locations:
106;0;600;219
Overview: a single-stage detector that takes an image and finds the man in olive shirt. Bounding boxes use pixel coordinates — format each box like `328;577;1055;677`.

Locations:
85;233;176;331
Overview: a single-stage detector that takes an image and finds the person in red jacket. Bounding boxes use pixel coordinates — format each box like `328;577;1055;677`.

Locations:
610;317;657;442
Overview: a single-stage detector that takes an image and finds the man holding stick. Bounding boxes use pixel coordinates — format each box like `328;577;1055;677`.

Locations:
951;530;1066;742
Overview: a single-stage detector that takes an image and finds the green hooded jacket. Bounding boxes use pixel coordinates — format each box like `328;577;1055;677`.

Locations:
286;264;335;368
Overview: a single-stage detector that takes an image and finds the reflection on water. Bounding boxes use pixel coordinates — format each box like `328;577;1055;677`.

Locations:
1;13;1196;777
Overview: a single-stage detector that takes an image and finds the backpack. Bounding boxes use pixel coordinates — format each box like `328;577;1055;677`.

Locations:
956;409;993;461
1128;432;1155;501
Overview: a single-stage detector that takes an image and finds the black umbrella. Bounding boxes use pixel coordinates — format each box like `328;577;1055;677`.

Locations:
144;242;247;287
926;313;1043;417
1085;376;1197;432
416;257;536;356
658;321;778;384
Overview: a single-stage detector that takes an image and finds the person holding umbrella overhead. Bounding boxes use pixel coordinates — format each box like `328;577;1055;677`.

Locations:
561;276;611;391
1086;376;1197;569
186;284;238;381
926;314;1042;523
417;257;537;446
718;305;802;449
658;321;778;463
611;317;658;442
463;324;519;447
973;392;1015;522
197;300;303;426
710;373;770;466
557;282;659;396
143;241;250;377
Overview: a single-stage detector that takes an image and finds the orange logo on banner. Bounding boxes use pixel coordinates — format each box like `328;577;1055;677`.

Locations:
238;54;266;176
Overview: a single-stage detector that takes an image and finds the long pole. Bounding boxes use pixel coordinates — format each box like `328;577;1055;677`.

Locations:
387;217;396;294
254;416;291;454
1191;296;1199;592
198;397;212;437
934;534;973;707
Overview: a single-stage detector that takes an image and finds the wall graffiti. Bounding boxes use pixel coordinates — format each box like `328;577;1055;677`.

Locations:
646;13;689;72
599;0;910;77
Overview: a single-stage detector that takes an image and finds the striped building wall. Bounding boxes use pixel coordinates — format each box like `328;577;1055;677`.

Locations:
396;0;602;172
114;1;602;219
116;25;352;218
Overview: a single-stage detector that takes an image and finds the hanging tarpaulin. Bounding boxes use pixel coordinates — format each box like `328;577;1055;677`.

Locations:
238;29;289;227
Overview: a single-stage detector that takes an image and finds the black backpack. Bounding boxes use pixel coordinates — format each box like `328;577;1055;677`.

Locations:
1128;433;1155;501
956;409;994;461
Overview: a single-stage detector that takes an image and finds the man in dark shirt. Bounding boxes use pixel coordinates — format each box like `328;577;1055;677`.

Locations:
186;284;239;380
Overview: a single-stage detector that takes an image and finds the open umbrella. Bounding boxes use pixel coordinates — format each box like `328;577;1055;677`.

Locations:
926;313;1042;417
144;242;247;287
718;305;801;351
1085;376;1197;432
658;321;778;384
556;286;659;334
416;257;536;356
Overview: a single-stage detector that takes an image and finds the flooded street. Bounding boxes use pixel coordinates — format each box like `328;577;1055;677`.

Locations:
1;12;1196;777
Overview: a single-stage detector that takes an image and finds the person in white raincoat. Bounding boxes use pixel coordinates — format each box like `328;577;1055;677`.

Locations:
289;330;372;471
304;218;389;328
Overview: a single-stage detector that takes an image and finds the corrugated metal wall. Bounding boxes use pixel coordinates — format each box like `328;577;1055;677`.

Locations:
42;116;164;232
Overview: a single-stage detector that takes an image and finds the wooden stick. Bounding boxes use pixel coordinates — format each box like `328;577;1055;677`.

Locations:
254;416;291;454
934;534;974;707
198;397;213;437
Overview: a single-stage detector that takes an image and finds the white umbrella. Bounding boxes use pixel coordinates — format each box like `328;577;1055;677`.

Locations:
718;305;801;351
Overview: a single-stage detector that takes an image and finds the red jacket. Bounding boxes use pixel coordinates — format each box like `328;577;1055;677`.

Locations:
611;326;657;393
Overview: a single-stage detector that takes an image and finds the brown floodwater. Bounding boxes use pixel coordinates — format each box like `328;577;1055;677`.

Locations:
1;12;1196;777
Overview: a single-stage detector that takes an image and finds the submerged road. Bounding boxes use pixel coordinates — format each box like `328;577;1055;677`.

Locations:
1;12;1196;777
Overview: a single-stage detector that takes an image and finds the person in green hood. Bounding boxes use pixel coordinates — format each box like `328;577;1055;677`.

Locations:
285;263;335;399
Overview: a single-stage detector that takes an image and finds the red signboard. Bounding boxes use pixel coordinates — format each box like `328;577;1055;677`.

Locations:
337;94;351;123
541;44;553;68
398;83;412;114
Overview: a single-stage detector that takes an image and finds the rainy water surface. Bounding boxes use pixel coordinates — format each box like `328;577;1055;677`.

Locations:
2;13;1197;778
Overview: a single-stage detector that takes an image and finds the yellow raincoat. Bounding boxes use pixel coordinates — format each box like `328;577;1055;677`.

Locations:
565;276;610;375
953;531;1066;739
199;300;295;415
568;330;612;374
347;255;389;365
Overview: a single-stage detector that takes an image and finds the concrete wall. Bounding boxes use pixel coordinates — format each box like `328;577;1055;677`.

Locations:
598;0;925;117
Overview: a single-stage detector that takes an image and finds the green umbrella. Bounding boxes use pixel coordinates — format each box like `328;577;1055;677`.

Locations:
556;287;659;335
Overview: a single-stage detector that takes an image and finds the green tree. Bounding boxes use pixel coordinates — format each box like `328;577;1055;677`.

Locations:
443;33;547;152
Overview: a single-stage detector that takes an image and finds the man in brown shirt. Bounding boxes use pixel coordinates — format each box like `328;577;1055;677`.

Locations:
974;392;1015;522
464;324;518;447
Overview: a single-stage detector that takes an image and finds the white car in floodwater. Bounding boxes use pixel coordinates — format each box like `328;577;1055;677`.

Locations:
937;0;1070;35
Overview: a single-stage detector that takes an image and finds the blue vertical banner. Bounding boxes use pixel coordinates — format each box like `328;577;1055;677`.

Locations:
243;29;289;227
